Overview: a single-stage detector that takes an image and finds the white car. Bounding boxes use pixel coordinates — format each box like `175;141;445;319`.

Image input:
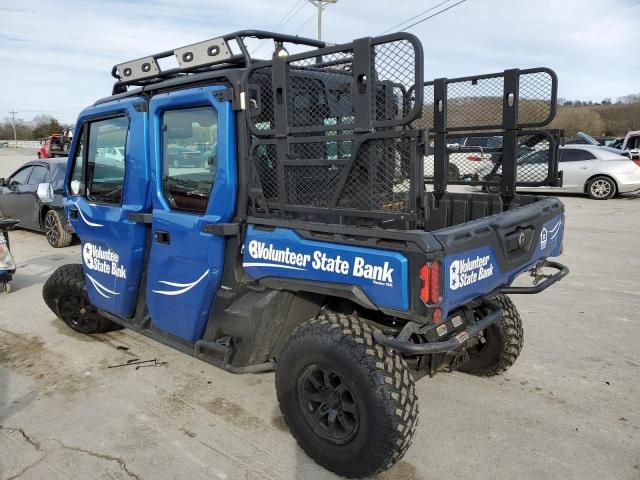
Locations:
97;146;125;164
424;136;501;180
473;145;640;200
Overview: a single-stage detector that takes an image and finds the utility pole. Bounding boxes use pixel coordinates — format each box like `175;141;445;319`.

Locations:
306;0;337;40
8;110;17;148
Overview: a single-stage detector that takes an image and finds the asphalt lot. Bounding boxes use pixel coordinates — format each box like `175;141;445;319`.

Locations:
1;148;639;480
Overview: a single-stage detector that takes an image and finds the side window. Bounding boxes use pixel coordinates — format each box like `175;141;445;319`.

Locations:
69;132;85;195
520;151;548;165
28;166;49;185
86;117;128;204
162;107;218;214
9;167;33;186
560;149;597;162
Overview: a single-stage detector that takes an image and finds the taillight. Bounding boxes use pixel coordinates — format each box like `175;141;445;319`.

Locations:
419;264;430;303
429;262;441;303
420;261;442;305
467;153;492;162
633;159;640;167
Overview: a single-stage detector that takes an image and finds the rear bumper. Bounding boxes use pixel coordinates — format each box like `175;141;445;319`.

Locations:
501;260;569;294
618;182;640;194
374;299;503;355
374;260;569;355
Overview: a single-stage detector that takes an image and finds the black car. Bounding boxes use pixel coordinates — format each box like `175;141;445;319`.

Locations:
0;159;74;248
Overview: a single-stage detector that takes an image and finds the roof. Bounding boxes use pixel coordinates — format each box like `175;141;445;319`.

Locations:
562;144;628;158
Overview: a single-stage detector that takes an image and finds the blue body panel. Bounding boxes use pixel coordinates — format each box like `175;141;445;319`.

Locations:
242;226;409;311
145;86;237;342
66;97;151;318
443;214;564;315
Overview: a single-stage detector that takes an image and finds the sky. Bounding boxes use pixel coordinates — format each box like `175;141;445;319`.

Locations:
1;0;639;124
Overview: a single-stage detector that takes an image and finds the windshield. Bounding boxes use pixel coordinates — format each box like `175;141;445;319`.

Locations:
576;132;599;146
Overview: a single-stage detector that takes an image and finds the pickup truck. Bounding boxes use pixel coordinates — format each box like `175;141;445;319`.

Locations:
42;30;568;478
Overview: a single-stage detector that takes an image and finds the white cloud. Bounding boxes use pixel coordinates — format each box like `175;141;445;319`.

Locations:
1;0;638;123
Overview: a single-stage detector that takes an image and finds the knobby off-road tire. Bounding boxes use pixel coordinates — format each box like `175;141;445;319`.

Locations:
43;264;121;334
275;314;418;479
44;209;73;248
460;294;523;377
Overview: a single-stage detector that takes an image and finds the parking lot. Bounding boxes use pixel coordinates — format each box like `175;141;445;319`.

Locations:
0;147;639;480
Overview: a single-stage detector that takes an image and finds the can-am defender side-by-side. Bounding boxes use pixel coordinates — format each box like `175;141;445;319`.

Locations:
43;30;569;478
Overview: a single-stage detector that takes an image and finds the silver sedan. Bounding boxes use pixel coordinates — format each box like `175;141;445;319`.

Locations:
474;145;640;200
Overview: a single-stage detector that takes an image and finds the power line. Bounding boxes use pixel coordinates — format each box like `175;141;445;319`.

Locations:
250;0;307;56
378;0;453;35
294;1;335;38
273;0;306;32
294;12;316;35
399;0;467;31
304;0;337;40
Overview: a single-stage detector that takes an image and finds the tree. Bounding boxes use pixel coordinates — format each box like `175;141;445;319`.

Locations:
32;116;63;140
550;106;606;137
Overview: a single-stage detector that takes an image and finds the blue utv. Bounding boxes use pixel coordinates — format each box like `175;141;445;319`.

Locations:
43;30;568;478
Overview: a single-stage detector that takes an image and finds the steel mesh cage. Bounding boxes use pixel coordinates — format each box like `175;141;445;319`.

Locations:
412;67;557;131
423;131;559;187
250;132;421;221
245;33;424;136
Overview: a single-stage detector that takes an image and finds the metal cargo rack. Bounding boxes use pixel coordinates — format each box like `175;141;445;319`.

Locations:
246;32;425;229
111;30;326;94
413;68;562;198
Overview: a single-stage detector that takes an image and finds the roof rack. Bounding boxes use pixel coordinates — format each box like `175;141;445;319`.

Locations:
111;30;326;93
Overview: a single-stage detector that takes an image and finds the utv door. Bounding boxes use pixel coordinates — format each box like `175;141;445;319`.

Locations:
65;98;150;318
145;86;237;342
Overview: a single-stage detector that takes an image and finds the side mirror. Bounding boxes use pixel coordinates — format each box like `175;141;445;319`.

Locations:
37;183;55;203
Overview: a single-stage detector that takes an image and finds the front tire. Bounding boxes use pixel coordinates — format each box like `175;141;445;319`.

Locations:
459;294;523;377
587;175;616;200
276;314;418;478
44;209;73;248
43;264;121;334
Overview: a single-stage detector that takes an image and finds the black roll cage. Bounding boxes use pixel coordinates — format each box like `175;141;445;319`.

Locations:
102;30;562;230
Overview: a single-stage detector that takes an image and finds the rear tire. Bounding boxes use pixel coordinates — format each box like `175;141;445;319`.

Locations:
587;175;616;200
43;264;122;334
459;294;523;377
276;314;418;478
44;209;73;248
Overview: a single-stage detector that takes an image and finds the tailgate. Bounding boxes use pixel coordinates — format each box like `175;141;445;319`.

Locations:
434;197;564;315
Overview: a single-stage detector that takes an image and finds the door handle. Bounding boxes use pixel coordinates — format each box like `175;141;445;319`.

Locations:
154;230;171;244
69;208;79;219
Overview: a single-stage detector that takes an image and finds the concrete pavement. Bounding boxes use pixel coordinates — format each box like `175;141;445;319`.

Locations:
0;148;639;479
